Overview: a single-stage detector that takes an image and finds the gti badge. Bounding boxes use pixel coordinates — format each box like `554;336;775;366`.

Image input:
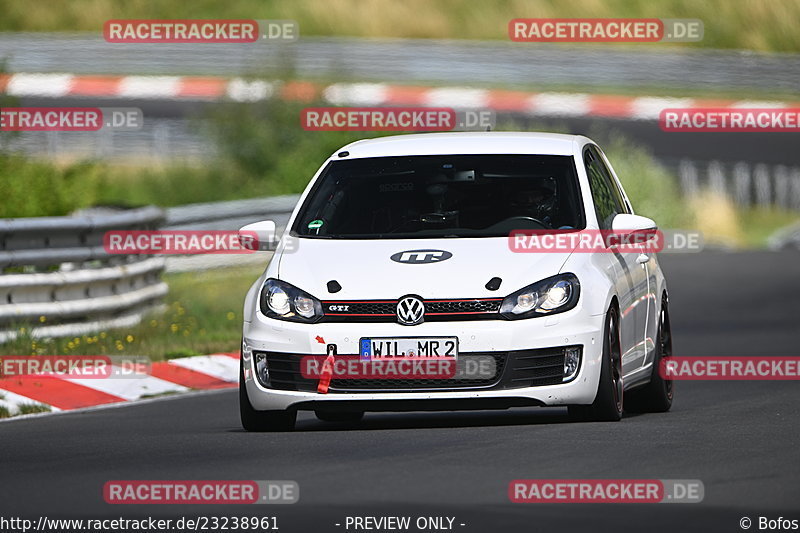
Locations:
396;296;425;326
390;249;453;264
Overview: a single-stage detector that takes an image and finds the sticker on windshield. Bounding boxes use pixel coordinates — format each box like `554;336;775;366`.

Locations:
308;219;324;234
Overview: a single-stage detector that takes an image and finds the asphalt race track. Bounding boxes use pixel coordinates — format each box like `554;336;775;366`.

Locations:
2;251;799;532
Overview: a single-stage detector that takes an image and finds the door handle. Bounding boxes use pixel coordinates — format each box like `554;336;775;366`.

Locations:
636;253;650;264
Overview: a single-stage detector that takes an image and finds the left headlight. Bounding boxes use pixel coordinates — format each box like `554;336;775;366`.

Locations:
260;278;323;323
500;273;580;320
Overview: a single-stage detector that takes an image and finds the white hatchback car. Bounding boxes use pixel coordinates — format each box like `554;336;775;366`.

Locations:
239;132;673;431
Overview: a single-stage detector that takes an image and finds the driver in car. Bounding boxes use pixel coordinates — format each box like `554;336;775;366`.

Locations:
508;180;559;228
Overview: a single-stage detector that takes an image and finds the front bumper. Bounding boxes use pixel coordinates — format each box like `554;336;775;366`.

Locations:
242;307;605;411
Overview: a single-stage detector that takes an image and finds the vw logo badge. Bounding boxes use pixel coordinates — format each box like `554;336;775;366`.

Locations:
396;296;425;326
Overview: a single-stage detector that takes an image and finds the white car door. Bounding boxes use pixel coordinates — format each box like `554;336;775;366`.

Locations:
583;146;650;375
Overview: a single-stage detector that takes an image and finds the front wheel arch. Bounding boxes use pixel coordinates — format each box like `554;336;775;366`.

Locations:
568;301;623;422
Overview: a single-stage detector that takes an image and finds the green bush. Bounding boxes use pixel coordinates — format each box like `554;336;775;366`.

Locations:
0;93;788;246
0;155;102;217
209;98;390;195
601;134;693;229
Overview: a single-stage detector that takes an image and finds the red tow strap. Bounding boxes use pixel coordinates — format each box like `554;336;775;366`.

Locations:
317;344;336;394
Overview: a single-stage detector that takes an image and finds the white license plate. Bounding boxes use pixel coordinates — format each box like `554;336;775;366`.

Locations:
359;337;458;360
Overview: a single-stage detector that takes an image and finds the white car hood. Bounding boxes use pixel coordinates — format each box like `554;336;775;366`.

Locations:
277;237;573;300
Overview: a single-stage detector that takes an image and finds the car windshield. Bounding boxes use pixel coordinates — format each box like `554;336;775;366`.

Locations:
292;154;585;239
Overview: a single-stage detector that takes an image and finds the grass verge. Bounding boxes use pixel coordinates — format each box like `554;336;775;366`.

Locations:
0;0;798;52
17;403;51;415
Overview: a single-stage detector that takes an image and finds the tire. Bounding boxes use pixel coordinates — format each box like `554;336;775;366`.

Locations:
239;356;296;432
315;410;365;423
568;305;624;422
625;299;674;413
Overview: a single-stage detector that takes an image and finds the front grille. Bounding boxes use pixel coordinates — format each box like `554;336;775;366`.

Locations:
321;298;503;322
426;299;501;314
324;301;395;316
255;346;577;393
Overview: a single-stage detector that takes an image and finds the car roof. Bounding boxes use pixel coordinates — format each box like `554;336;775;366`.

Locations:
336;131;588;159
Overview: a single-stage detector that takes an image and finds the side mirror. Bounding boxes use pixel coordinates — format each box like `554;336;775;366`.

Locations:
610;214;658;246
239;220;276;251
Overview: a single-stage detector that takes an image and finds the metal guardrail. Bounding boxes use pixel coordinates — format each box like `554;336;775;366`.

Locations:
161;195;298;273
164;195;297;230
2;35;799;93
769;222;800;250
0;206;167;343
0;197;301;344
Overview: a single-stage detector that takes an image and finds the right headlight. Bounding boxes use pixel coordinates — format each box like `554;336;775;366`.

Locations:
500;273;580;320
260;278;323;323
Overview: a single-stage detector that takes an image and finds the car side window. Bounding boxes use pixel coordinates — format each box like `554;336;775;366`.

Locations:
584;146;627;229
594;147;633;214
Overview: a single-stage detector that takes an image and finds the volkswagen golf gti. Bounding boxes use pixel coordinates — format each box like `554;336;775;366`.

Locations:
238;132;674;431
